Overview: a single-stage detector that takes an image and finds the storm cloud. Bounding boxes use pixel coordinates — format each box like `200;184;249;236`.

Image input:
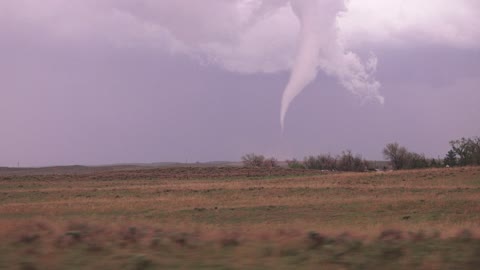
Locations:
1;0;479;166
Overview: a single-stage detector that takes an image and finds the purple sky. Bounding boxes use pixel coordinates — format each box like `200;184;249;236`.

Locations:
1;0;480;167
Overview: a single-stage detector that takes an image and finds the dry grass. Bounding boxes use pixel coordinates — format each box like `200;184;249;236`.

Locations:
0;166;479;269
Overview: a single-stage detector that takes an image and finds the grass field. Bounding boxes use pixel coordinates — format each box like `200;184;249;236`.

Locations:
1;166;480;269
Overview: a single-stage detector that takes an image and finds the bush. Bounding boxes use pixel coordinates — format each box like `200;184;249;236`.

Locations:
303;155;336;170
241;153;265;168
337;150;368;172
287;159;305;169
383;143;431;170
263;158;279;168
241;154;278;168
406;152;429;169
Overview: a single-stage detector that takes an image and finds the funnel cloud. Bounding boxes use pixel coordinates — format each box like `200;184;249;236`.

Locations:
1;0;476;130
281;0;383;129
1;0;480;166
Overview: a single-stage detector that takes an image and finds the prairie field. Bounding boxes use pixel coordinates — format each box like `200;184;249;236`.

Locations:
1;166;480;269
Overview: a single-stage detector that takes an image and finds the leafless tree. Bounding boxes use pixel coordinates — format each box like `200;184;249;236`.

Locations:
304;154;337;170
337;150;368;172
449;137;480;166
287;159;305;169
263;157;279;168
383;143;409;170
241;153;265;167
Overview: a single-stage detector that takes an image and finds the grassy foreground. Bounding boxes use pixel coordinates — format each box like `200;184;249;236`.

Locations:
0;166;480;269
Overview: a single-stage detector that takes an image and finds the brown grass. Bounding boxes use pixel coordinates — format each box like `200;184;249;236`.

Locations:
0;166;479;269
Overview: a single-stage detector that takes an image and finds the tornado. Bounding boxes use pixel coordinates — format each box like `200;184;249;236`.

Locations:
281;0;383;130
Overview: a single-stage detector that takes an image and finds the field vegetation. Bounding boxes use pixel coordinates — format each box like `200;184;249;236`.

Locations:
0;166;480;269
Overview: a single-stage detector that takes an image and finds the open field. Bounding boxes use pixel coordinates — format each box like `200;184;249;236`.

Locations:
1;166;480;269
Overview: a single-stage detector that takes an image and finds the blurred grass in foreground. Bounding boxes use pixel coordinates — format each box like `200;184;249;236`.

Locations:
0;166;479;269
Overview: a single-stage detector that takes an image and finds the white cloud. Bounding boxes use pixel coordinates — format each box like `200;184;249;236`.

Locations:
340;0;480;49
280;0;383;129
1;0;479;128
2;0;479;69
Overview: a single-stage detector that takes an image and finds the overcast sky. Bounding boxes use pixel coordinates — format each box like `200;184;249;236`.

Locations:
1;0;479;167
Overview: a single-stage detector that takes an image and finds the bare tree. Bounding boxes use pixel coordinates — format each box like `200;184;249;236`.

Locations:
337;150;368;172
304;154;336;170
241;153;265;168
449;137;480;166
287;159;305;169
383;143;409;170
263;157;279;169
406;152;429;169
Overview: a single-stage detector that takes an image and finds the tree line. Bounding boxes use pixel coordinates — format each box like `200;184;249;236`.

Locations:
242;150;370;172
242;136;480;171
383;137;480;169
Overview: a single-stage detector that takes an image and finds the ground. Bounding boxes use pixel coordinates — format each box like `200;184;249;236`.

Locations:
0;166;479;269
